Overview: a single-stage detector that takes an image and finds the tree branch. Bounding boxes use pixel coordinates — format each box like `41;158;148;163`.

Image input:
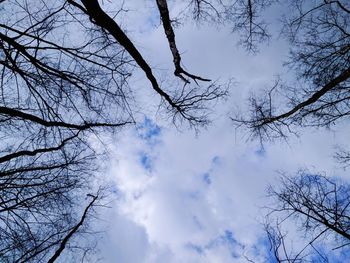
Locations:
156;0;210;83
47;194;98;263
256;67;350;127
73;0;182;112
0;106;131;130
0;133;79;163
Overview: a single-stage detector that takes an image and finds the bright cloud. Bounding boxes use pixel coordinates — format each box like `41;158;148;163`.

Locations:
94;1;350;262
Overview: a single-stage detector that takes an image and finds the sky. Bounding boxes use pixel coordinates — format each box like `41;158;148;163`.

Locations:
90;1;350;262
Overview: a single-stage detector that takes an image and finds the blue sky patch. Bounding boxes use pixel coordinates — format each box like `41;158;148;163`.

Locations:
251;237;276;263
186;243;204;255
211;156;220;165
139;151;152;171
202;173;211;185
223;230;240;258
203;230;241;258
136;117;161;146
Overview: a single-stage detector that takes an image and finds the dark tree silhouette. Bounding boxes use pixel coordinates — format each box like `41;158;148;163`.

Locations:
264;173;350;262
186;0;273;52
3;0;348;261
46;194;98;263
0;0;228;261
233;0;350;140
226;1;350;260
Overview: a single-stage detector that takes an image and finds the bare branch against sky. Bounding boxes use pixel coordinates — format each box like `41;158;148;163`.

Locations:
0;0;349;262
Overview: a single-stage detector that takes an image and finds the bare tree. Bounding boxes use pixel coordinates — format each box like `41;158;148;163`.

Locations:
6;0;348;261
68;0;227;127
226;1;350;260
0;1;132;261
233;0;350;140
0;0;229;261
264;172;350;262
183;0;274;52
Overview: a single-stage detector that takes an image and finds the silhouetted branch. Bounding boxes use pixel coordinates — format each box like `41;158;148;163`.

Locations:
264;173;350;261
156;0;211;83
47;194;98;263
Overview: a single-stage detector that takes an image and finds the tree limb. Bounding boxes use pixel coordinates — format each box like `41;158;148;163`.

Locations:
156;0;210;83
0;106;131;130
257;67;350;127
0;133;79;163
47;194;98;263
73;0;182;112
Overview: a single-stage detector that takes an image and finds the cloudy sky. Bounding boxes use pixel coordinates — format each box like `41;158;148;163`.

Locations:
91;1;350;262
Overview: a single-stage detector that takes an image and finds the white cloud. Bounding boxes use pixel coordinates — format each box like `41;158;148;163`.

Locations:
102;113;349;262
93;1;350;262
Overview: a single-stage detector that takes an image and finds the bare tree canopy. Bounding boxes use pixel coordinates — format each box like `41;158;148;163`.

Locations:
233;0;350;140
224;1;350;261
186;0;274;52
0;0;228;261
265;173;350;262
1;0;349;261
